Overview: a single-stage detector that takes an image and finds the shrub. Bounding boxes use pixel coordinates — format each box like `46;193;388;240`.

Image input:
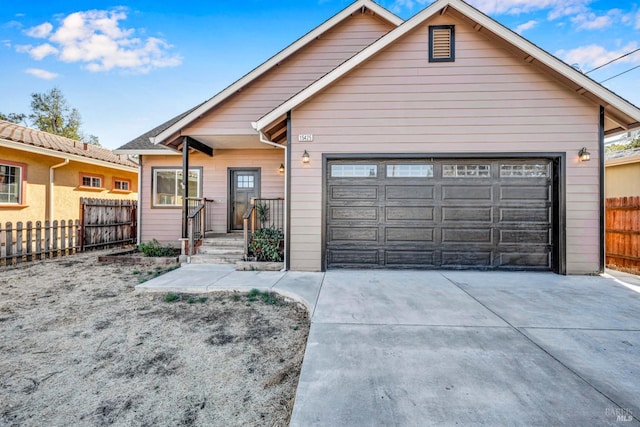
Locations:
249;227;283;262
138;239;175;257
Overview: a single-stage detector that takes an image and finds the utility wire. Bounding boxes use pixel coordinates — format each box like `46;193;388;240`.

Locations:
585;47;640;74
599;64;640;83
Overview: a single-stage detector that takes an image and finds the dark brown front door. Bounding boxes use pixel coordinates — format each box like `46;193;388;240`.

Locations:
326;159;555;270
229;168;260;231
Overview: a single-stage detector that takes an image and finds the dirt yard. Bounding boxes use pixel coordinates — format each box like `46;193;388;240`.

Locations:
0;251;310;426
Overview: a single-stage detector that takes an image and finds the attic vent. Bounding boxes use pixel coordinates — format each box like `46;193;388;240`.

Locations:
429;25;455;62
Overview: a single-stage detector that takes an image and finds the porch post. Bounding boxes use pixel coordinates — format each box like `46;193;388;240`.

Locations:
182;136;189;239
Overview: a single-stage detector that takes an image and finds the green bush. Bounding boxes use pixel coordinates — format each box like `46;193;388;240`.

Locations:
249;227;283;262
138;239;176;257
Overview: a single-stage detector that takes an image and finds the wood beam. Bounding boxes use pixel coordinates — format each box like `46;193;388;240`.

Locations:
185;136;214;157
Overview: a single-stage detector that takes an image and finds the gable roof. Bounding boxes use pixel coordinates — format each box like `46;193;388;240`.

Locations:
0;120;138;170
254;0;640;136
146;0;403;146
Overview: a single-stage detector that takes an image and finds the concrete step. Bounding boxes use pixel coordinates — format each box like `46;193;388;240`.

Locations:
188;254;244;264
201;236;244;247
197;246;244;256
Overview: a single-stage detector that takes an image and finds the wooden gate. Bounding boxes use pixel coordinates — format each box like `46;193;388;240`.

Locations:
606;196;640;273
79;198;137;250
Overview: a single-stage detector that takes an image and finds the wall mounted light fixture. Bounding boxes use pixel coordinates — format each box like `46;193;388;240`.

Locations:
279;163;285;173
302;150;310;164
578;147;591;162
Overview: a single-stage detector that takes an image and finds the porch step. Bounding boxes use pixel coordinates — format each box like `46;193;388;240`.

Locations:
189;234;245;265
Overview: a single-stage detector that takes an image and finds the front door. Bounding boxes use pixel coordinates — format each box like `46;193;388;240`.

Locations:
229;168;260;231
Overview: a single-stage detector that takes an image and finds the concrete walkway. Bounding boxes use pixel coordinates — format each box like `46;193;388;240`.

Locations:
138;266;640;426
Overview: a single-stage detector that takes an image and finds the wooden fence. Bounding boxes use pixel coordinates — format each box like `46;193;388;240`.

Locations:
80;198;137;250
606;196;640;273
1;198;137;266
1;220;80;266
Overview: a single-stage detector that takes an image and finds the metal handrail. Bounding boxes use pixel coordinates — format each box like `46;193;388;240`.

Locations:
243;205;255;258
186;198;214;257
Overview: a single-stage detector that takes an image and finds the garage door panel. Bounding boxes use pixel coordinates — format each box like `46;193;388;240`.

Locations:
385;250;435;266
442;207;492;222
500;208;550;223
441;251;492;267
329;227;378;242
386;227;434;242
442;228;492;243
386;206;434;221
500;186;549;201
331;185;377;200
442;185;493;200
386;185;434;200
500;229;550;245
499;252;550;268
330;207;378;221
328;250;378;266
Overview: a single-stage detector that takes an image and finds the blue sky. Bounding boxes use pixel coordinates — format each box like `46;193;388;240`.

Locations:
1;0;639;149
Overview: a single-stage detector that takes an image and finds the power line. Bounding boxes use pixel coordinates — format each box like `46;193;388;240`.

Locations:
585;47;640;74
600;64;640;83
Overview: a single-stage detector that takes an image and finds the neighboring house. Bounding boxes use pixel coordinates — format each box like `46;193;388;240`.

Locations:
117;0;640;274
0;119;138;224
605;146;640;198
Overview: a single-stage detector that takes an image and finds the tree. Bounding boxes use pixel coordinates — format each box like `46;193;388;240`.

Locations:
0;112;27;125
1;88;100;146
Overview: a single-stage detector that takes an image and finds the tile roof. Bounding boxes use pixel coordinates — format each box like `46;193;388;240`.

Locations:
0;120;137;168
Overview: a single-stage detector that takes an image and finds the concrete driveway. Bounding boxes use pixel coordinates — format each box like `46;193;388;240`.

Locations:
138;267;640;425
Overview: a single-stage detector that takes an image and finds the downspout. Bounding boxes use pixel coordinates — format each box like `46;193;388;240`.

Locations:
49;158;70;221
255;127;288;270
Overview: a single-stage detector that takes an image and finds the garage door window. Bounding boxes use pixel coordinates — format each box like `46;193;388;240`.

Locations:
443;164;490;177
331;164;377;177
387;164;433;178
500;164;548;178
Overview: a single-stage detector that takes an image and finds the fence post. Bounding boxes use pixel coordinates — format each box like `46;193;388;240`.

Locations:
5;222;13;265
26;221;33;262
36;221;42;260
16;222;23;264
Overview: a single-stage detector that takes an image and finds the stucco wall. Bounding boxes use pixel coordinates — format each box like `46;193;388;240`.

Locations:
606;162;640;198
288;13;601;274
1;149;137;225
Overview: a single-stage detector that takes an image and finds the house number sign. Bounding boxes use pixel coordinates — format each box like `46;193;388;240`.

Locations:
298;134;313;142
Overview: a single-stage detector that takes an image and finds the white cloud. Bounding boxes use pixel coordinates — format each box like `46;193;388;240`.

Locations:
25;22;53;38
25;68;59;80
16;8;181;73
636;11;640;29
556;42;640;70
571;9;621;30
29;43;58;60
515;20;538;34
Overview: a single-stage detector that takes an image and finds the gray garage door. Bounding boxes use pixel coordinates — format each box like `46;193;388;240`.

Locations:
326;159;554;270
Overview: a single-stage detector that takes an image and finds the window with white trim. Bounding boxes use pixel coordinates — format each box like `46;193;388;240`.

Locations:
0;164;22;204
82;175;102;188
114;179;130;191
153;168;201;207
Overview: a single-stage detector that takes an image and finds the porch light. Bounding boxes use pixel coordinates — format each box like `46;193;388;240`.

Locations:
302;150;310;164
578;147;591;162
279;163;285;173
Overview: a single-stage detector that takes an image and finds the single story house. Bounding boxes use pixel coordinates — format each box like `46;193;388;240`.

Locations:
117;0;640;274
0;119;138;224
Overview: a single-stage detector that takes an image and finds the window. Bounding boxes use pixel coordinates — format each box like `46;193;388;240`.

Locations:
114;179;131;191
153;168;201;207
500;164;549;178
429;25;455;62
0;163;23;204
331;164;377;178
387;164;433;178
443;164;491;178
81;175;103;188
237;175;254;189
